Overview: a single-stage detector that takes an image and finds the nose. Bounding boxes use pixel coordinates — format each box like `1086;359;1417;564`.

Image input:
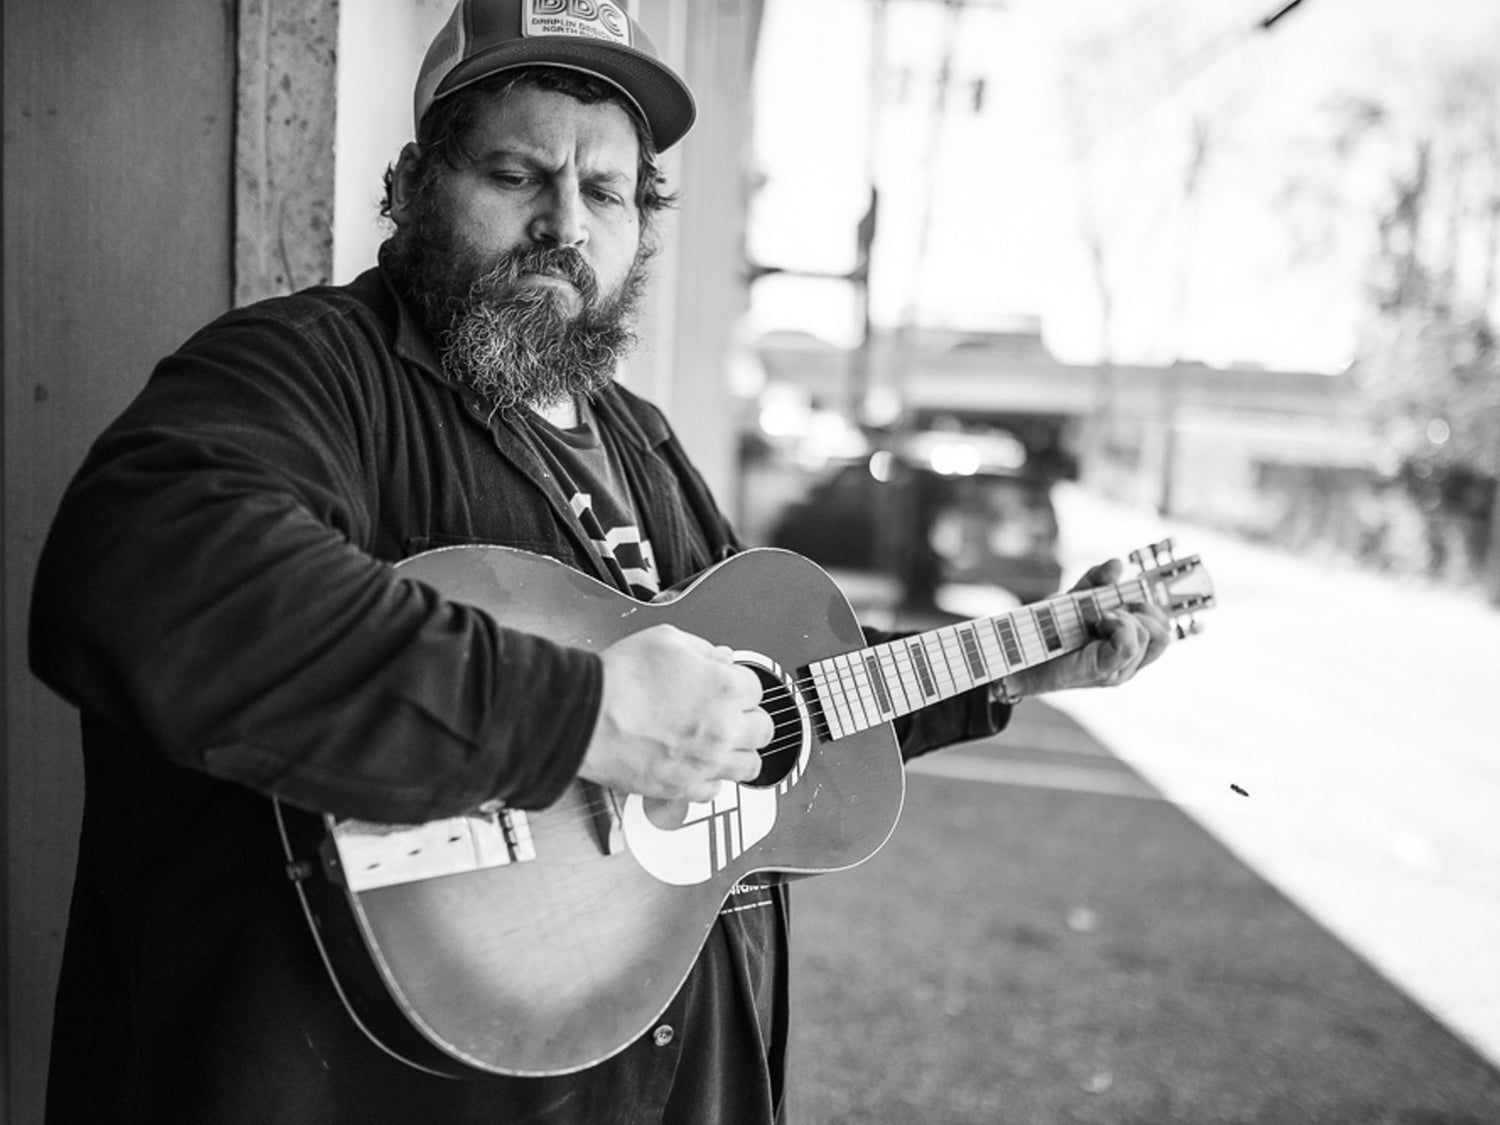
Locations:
529;179;588;249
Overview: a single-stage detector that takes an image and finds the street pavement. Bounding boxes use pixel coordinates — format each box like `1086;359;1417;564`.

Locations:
1024;483;1500;1068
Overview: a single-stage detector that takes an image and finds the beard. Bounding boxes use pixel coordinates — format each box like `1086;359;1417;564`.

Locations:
384;189;651;412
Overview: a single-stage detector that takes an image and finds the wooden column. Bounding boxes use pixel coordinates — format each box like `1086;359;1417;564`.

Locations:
236;0;341;303
631;0;762;519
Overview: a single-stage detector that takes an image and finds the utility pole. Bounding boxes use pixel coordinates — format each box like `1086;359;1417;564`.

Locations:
885;0;990;427
745;1;887;425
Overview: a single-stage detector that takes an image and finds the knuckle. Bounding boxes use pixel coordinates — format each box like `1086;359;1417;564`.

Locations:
755;711;776;746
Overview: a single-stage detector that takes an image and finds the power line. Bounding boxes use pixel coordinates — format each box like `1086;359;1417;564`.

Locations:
1077;0;1315;152
1259;0;1307;32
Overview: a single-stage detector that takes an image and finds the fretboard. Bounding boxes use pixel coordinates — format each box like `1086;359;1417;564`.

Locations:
807;576;1153;741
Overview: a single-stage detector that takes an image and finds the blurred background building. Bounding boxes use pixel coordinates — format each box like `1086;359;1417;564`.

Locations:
735;0;1500;612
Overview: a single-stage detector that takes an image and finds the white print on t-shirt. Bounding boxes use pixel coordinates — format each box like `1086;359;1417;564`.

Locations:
569;490;660;597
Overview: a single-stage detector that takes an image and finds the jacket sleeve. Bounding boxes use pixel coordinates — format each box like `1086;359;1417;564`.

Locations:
28;303;596;823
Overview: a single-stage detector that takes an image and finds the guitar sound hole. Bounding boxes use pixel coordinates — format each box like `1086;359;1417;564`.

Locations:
745;665;803;789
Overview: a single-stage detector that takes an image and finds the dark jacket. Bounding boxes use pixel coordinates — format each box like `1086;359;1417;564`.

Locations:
29;263;1006;1123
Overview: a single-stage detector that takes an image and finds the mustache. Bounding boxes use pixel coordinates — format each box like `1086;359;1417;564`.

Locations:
478;245;600;307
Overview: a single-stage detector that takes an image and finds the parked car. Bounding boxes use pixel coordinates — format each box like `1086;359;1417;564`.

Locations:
768;450;1063;618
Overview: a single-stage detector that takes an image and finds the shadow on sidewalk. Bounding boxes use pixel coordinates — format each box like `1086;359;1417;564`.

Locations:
787;701;1500;1124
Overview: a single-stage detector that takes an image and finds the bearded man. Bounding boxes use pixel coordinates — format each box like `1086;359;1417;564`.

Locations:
28;2;1172;1122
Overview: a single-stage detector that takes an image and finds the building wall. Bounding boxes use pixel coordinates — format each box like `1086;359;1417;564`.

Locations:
332;0;452;284
2;3;238;1120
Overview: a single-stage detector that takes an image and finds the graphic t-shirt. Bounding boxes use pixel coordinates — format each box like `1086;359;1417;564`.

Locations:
526;402;661;600
527;400;786;1071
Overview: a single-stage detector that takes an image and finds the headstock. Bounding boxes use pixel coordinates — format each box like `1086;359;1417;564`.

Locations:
1130;539;1215;639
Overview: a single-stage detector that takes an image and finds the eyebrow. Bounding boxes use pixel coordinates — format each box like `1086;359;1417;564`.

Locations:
471;145;636;187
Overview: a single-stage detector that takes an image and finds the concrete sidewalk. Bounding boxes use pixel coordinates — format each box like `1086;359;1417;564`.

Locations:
797;697;1500;1122
1042;483;1500;1069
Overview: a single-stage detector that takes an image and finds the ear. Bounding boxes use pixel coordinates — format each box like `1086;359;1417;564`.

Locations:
388;143;426;230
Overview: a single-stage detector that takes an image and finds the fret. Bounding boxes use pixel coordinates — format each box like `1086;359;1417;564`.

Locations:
864;653;896;717
830;655;865;735
922;631;960;696
1058;597;1091;649
894;642;926;712
836;654;878;731
1033;604;1063;653
852;652;887;727
810;660;851;739
859;652;890;722
878;644;917;714
936;629;971;691
807;663;835;738
1080;591;1101;630
1017;611;1049;667
974;620;1005;676
827;656;856;731
907;640;937;699
1047;598;1074;649
956;623;989;682
861;654;895;719
1098;577;1141;613
993;616;1023;668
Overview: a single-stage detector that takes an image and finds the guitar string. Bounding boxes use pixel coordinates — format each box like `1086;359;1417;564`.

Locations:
689;579;1162;769
747;575;1149;722
505;575;1184;819
739;577;1148;736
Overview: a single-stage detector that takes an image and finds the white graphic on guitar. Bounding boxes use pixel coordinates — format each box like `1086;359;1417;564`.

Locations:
621;649;815;886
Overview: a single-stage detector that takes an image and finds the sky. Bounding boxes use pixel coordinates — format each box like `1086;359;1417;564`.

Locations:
746;0;1500;372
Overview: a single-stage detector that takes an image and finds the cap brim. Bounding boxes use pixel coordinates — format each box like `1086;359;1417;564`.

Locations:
431;37;696;151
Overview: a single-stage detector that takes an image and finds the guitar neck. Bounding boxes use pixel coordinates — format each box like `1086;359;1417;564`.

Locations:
806;576;1153;741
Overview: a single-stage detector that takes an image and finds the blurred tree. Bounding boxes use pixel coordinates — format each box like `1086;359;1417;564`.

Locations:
1057;1;1262;500
1058;5;1184;484
1330;54;1500;599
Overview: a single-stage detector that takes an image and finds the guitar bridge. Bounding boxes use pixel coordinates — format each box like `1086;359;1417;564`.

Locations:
325;804;537;892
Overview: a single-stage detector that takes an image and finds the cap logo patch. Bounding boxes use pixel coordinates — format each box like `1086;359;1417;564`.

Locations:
523;0;631;46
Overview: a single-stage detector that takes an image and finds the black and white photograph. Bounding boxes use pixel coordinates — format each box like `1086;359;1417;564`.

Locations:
4;1;1498;1121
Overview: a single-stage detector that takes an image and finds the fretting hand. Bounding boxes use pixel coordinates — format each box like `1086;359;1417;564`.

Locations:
1002;559;1174;698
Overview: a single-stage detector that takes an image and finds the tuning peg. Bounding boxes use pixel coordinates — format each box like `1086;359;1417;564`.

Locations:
1174;616;1207;640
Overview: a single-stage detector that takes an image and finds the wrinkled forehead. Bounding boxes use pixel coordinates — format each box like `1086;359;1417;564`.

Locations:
467;84;642;181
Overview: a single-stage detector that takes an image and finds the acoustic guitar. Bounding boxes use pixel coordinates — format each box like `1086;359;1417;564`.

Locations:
276;541;1213;1077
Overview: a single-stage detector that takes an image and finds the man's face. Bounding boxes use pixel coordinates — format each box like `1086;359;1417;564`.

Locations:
388;83;651;409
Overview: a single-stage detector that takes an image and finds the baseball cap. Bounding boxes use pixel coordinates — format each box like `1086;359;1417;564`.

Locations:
414;0;697;151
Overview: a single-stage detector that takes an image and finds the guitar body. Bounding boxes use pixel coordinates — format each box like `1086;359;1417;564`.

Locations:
278;546;906;1077
279;539;1216;1077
